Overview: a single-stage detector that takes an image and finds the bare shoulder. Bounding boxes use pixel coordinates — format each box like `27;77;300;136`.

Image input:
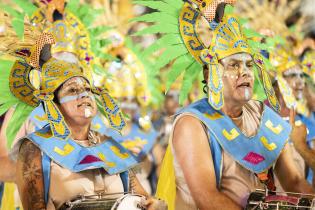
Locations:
172;114;210;157
173;114;207;144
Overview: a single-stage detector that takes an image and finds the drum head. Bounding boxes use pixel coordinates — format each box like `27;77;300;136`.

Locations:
111;194;146;210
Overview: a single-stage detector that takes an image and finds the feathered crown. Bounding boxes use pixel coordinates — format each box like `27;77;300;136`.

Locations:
0;0;126;146
134;0;280;111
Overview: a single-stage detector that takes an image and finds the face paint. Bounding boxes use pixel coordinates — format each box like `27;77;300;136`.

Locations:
84;107;92;118
221;53;254;80
244;88;250;100
60;91;95;104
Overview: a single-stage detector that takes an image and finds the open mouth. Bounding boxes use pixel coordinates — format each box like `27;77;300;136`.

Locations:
78;102;92;107
237;82;251;88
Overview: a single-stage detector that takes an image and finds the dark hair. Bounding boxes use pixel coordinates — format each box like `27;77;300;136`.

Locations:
202;65;209;94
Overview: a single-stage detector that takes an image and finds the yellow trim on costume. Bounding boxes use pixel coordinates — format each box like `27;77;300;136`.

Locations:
54;144;74;156
91;123;101;131
222;128;240;141
121;137;148;150
110;146;130;159
204;112;223;120
260;136;277;151
35;114;48;122
98;153;116;168
265;120;283;135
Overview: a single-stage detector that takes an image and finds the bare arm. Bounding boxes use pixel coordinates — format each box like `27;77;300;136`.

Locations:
16;140;46;210
173;115;241;210
275;143;314;193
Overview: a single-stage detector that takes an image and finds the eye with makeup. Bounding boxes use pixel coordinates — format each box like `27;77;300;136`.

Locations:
284;73;304;79
227;62;240;71
246;61;254;68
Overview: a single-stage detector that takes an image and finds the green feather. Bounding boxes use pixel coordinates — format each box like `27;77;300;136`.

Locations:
164;0;183;9
131;12;178;25
67;0;80;12
179;62;201;104
155;45;188;69
142;34;182;57
12;0;37;18
11;18;25;39
6;103;33;148
0;102;14;117
166;54;195;92
253;66;267;101
133;23;179;36
243;28;263;39
133;1;179;16
1;5;20;18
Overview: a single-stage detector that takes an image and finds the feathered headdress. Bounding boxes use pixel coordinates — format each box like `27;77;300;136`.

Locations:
133;0;279;111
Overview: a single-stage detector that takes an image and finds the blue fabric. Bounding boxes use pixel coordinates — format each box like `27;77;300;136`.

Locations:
177;98;291;174
27;126;138;175
41;153;51;205
0;182;4;207
119;171;129;193
109;123;158;160
208;133;223;187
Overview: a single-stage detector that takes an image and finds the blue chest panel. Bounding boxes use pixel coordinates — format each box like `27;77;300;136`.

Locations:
109;124;158;159
27;126;138;175
178;98;291;174
29;105;112;135
296;112;315;142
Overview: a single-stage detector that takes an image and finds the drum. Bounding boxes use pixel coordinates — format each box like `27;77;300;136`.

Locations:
59;193;146;210
245;189;315;210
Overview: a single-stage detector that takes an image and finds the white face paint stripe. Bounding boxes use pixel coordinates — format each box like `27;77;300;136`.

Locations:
84;108;92;118
59;91;95;104
244;88;250;100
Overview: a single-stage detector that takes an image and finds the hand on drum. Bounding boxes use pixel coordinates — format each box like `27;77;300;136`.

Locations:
289;108;308;150
141;197;168;210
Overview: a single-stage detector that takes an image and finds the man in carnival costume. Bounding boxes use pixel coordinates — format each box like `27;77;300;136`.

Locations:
135;0;314;209
0;1;167;210
235;0;315;189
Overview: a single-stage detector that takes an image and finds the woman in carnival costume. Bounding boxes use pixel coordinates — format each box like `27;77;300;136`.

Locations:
0;1;167;210
134;0;314;209
0;0;125;208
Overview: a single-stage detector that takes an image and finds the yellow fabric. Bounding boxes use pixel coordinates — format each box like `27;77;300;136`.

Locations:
155;145;176;210
1;183;22;210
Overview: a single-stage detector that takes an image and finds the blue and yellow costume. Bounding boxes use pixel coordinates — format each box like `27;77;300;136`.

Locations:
0;0;140;209
134;0;293;209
